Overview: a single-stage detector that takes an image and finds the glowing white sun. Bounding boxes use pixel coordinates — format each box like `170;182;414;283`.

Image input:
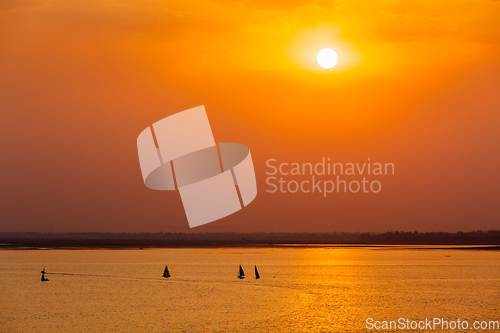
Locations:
317;48;338;68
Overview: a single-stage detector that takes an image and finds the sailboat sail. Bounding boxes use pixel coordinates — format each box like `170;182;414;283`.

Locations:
255;265;260;279
163;265;170;278
238;265;245;279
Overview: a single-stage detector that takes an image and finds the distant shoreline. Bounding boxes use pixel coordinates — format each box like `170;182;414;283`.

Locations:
1;231;498;250
0;243;500;251
1;245;500;251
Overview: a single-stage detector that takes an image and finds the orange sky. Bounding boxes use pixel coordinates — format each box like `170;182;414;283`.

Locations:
1;0;499;232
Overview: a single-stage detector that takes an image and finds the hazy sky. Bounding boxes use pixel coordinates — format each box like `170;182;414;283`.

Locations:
1;0;499;232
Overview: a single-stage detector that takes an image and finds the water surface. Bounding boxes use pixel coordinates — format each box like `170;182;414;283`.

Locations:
1;247;498;332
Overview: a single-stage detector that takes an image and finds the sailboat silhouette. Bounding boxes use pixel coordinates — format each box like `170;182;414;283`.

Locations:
237;265;245;279
254;265;260;279
162;265;170;278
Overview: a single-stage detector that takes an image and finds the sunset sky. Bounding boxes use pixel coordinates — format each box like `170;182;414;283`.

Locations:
1;0;499;232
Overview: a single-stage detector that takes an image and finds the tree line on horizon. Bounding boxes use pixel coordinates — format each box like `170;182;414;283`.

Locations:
0;230;498;247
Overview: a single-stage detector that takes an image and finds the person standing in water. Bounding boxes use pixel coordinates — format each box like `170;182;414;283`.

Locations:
41;268;49;282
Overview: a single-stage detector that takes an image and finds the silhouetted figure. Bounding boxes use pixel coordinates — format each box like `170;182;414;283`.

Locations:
41;267;49;282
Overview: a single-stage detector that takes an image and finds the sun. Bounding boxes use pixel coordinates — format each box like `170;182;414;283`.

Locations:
317;48;338;69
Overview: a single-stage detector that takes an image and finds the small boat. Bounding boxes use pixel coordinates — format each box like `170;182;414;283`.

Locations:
41;267;49;282
255;265;260;279
445;255;451;257
237;265;245;279
162;265;171;278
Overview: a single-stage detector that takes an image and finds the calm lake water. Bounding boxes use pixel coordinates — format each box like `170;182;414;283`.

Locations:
0;247;498;332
